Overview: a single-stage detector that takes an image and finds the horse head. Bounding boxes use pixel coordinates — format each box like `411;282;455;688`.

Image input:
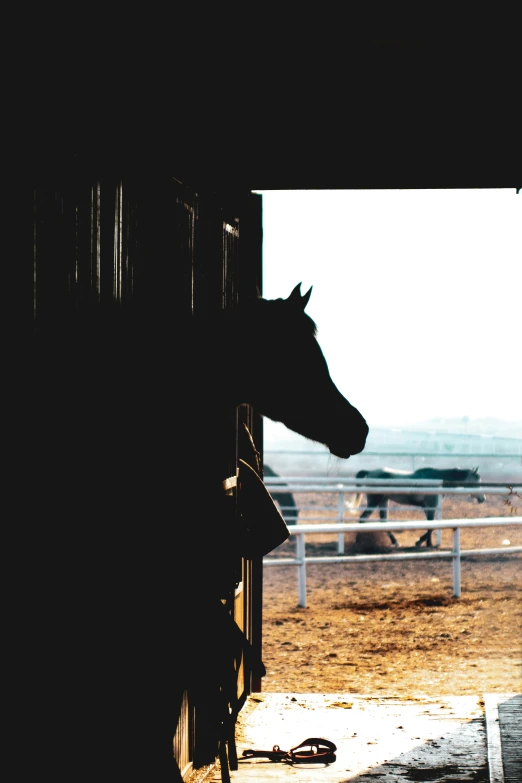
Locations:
242;283;368;459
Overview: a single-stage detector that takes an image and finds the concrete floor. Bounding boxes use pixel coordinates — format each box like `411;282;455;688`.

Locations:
206;692;520;783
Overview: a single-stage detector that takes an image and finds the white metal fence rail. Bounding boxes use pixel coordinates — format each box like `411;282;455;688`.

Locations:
263;479;522;607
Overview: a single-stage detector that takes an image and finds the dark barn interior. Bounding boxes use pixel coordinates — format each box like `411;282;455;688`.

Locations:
29;174;266;781
21;37;515;783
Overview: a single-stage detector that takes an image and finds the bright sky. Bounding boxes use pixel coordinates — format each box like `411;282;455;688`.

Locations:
258;188;521;431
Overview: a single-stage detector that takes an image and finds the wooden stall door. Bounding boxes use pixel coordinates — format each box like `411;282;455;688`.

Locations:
32;175;263;779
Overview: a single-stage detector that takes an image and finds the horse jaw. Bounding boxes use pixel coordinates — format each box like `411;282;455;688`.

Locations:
249;376;369;459
258;406;369;459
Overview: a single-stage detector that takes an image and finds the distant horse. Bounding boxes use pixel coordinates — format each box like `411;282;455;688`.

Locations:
263;464;299;523
356;466;485;548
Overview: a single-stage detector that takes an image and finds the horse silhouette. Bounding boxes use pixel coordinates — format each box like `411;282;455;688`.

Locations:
356;466;485;548
240;284;369;458
30;282;368;780
263;464;299;523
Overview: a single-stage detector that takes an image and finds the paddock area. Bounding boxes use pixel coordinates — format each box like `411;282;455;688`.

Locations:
198;490;521;782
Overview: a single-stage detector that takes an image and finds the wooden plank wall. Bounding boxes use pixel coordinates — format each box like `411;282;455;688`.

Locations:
32;171;263;778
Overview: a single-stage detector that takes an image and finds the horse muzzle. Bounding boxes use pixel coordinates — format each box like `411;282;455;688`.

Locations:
328;421;369;459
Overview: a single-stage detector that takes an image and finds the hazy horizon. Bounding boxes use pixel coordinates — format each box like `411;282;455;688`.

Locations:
262;415;522;450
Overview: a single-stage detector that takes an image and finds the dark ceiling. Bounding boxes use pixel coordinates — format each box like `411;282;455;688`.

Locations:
26;40;515;191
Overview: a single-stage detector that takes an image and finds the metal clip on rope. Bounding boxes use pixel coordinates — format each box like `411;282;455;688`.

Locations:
242;737;337;764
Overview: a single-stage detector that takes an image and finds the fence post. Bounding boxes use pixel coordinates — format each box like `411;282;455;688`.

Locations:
435;493;443;547
452;527;461;597
296;533;307;608
337;489;345;554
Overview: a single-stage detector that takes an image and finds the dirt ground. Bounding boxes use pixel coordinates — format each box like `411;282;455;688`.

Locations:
260;492;522;697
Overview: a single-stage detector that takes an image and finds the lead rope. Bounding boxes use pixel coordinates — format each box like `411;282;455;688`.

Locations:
242;737;337;764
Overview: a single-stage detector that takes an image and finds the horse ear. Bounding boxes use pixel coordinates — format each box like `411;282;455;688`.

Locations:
473;466;479;474
301;285;313;309
287;283;313;311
